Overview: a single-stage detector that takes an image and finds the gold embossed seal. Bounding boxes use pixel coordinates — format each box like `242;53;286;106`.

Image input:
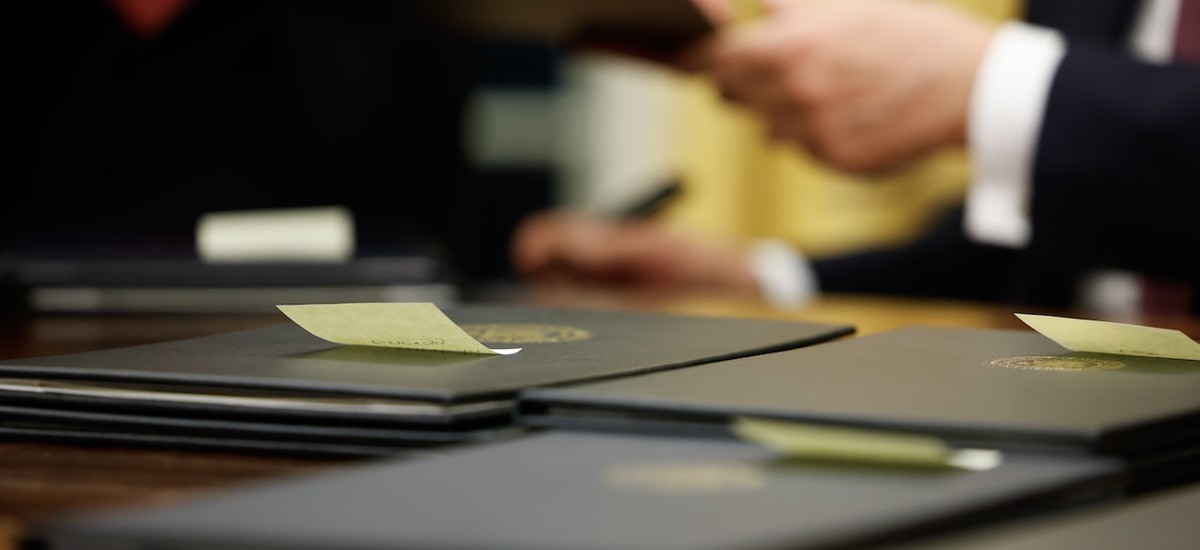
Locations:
459;323;593;344
602;462;764;495
988;355;1126;372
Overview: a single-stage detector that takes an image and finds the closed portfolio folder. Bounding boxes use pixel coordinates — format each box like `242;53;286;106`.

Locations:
29;430;1124;550
0;304;853;453
2;251;456;314
520;326;1200;490
905;480;1200;549
414;0;712;42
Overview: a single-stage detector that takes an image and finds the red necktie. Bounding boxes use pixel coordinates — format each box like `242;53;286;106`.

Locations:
1141;0;1199;314
1177;0;1200;64
107;0;193;39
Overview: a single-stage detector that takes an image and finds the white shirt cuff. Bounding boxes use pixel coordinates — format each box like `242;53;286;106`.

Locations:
748;238;819;309
965;21;1066;249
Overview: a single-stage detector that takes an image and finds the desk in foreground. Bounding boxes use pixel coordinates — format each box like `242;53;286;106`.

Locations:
1;289;1198;549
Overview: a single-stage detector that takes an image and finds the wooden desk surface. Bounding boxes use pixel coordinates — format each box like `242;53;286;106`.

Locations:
2;287;1198;549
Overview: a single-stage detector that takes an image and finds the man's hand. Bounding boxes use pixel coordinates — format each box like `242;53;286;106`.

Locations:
691;0;997;173
510;210;760;293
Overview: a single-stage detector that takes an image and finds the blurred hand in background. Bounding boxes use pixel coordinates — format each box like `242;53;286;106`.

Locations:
689;0;996;173
510;210;760;294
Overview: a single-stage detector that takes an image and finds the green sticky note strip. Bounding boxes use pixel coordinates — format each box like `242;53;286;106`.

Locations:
277;302;519;355
731;417;1001;471
1016;313;1200;361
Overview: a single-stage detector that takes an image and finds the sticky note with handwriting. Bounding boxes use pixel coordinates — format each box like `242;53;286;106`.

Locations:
731;417;1001;471
1016;313;1200;361
277;303;520;355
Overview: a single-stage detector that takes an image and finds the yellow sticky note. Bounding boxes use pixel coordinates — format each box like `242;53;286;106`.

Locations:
731;417;1001;471
277;303;519;355
1016;313;1200;361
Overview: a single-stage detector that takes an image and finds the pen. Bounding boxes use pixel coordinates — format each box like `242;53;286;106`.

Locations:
611;1;762;221
615;179;683;220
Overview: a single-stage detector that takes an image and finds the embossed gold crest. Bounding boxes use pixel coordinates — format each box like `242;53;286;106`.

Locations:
988;355;1126;372
602;461;764;495
459;323;593;344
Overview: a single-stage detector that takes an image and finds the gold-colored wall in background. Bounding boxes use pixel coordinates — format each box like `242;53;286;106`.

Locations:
661;0;1024;259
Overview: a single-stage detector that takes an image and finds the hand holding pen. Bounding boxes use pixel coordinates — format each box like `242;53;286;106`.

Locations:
508;204;761;294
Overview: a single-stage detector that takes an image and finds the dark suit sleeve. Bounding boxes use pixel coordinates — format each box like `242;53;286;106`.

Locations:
810;207;1039;304
1028;44;1200;284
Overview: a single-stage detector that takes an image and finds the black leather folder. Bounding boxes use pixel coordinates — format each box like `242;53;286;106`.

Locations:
414;0;712;43
905;480;1200;549
1;250;457;314
0;403;523;458
29;430;1124;550
520;326;1200;490
0;304;852;453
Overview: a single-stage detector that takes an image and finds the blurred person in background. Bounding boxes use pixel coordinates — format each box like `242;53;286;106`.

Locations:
511;0;1200;316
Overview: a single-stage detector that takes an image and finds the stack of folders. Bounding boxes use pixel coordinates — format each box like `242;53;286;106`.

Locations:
520;326;1200;494
28;324;1200;549
0;304;853;457
0;250;460;314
